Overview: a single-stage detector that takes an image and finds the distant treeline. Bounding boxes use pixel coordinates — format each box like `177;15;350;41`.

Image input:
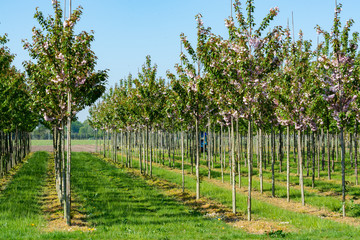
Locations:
31;120;106;140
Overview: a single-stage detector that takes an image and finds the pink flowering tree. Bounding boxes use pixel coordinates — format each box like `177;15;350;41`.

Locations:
198;0;282;220
168;16;214;200
24;1;107;225
315;3;359;217
133;56;167;178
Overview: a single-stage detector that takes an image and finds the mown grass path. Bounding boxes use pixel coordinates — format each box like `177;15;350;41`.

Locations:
0;152;49;240
71;152;258;239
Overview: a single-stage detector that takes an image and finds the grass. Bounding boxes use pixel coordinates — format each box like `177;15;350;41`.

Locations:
0;152;49;240
70;152;257;239
31;139;96;146
102;151;360;239
4;148;360;239
113;148;360;217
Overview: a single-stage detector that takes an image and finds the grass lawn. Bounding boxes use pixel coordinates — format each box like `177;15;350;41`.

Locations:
71;152;257;239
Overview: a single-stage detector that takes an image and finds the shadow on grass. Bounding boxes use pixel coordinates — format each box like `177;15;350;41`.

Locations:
71;152;250;239
0;152;48;219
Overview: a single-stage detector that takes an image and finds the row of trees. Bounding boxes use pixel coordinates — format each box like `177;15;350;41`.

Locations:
90;0;360;219
0;35;37;177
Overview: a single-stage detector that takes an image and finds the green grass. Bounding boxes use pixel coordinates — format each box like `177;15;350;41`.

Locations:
31;139;96;146
0;152;49;240
71;152;258;239
108;153;360;239
112;148;360;217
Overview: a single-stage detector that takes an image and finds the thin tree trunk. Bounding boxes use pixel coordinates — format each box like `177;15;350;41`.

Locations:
327;128;331;180
247;119;253;221
208;119;211;179
279;125;283;173
286;125;290;202
181;129;185;192
355;124;358;185
196;118;200;200
298;130;305;206
231;116;236;214
271;126;275;197
259;127;263;194
340;128;346;217
312;131;315;188
220;124;224;183
65;91;71;226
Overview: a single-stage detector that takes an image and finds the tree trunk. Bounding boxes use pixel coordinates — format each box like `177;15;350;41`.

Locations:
298;130;305;206
271;126;275;197
312;131;315;188
286;125;290;202
65;91;71;226
259;127;263;194
247;119;253;221
231;116;236;214
327;128;331;180
196;118;200;200
150;128;153;178
355;124;358;185
181;129;185;193
340;128;346;217
208;119;211;179
220;124;224;183
350;133;353;169
279;125;283;173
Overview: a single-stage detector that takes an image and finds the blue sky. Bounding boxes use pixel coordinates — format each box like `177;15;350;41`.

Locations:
1;0;359;122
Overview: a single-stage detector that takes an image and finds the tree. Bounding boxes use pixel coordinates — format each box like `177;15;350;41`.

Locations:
24;1;107;225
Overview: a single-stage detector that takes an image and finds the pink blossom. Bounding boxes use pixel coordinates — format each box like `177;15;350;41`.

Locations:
56;53;65;61
44;113;55;122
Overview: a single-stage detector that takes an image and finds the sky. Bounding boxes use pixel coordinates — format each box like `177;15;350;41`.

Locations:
1;0;360;122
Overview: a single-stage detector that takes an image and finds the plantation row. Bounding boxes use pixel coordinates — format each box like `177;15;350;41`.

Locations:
89;0;360;220
1;0;108;225
95;127;360;215
0;35;36;177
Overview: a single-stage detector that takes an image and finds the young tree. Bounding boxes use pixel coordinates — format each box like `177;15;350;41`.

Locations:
24;1;107;225
316;3;359;217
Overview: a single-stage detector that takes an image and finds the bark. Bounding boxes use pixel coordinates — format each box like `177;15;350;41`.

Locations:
247;119;253;221
231;117;236;214
340;128;346;217
286;125;290;202
220;124;224;183
208;119;211;179
259;127;263;194
150;129;153;178
65;91;71;226
181;129;185;193
350;133;353;169
279;125;283;173
237;120;241;189
271;126;275;197
355;124;358;185
196;118;200;200
327;128;331;180
312;131;315;188
298;130;305;206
